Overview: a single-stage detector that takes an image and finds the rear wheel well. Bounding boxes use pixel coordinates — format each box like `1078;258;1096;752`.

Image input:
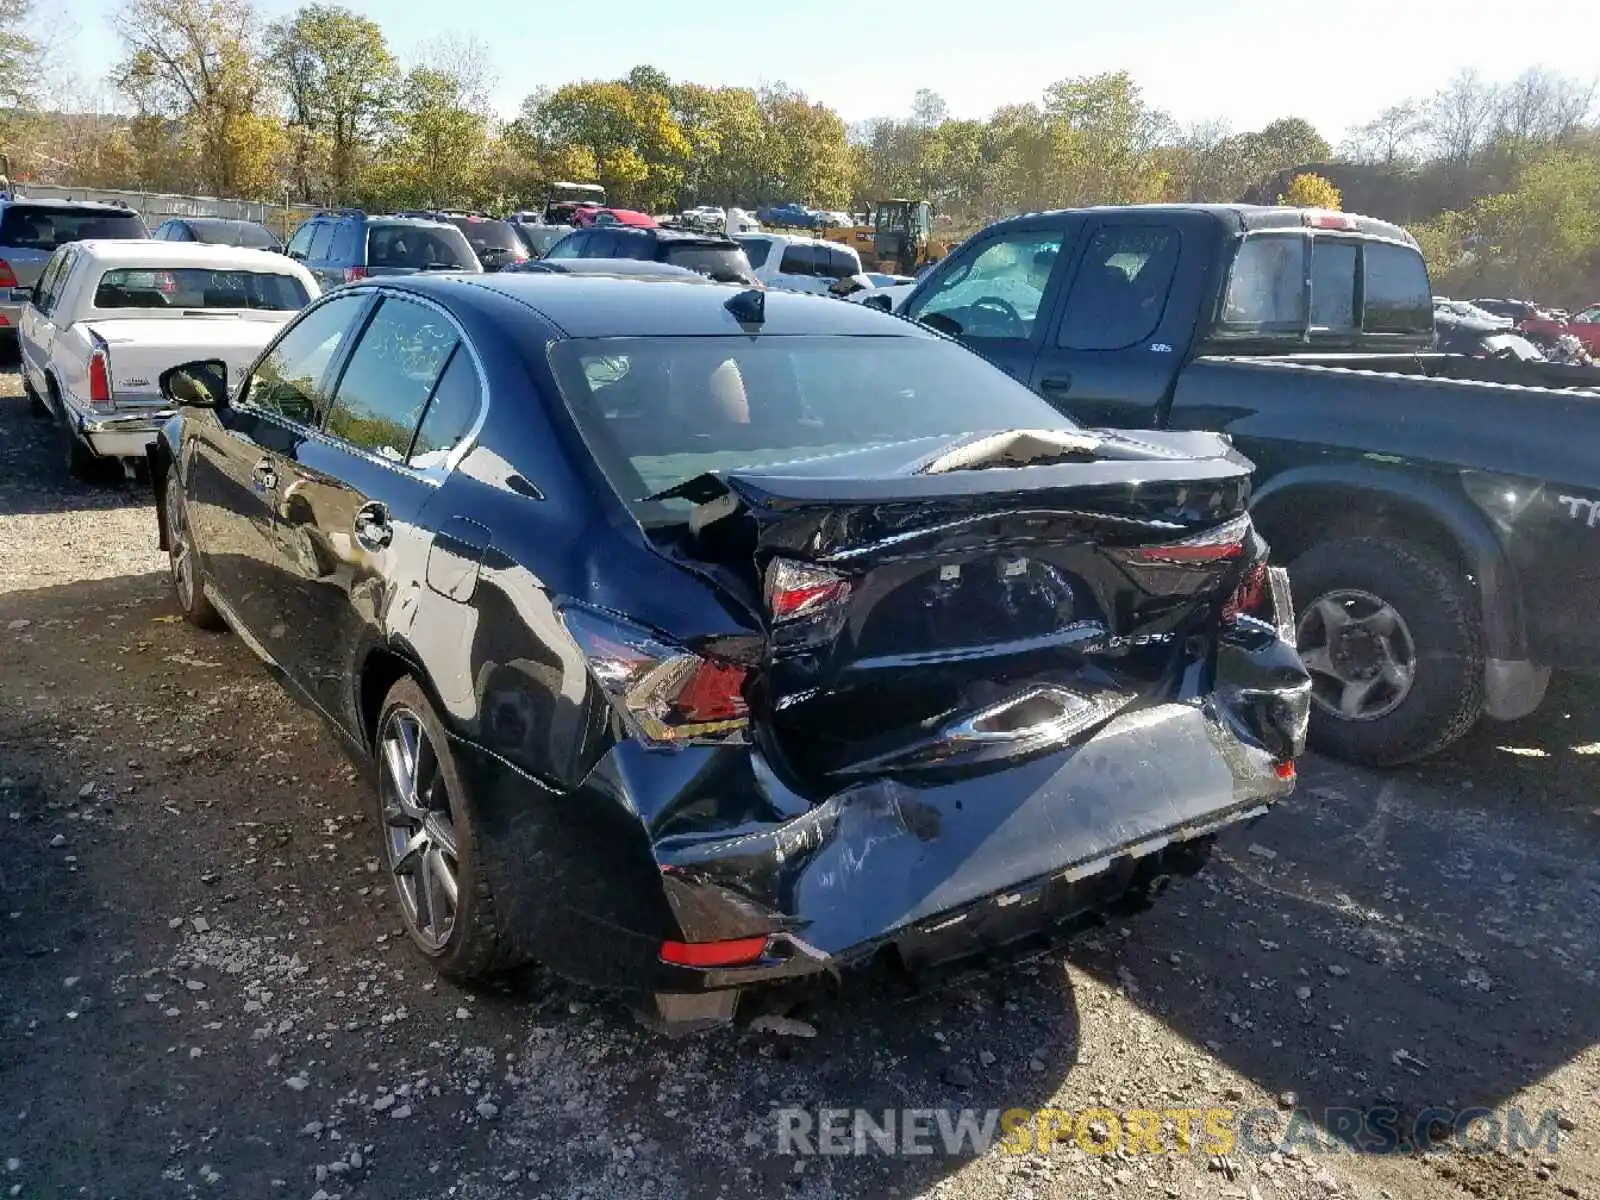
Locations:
1251;487;1475;584
359;649;416;751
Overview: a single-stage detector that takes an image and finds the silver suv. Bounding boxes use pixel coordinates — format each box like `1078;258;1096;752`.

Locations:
0;199;147;334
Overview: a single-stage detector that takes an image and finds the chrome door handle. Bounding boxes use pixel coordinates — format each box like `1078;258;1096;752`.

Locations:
252;459;278;490
354;501;392;550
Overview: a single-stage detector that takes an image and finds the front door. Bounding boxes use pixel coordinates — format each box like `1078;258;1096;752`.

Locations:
189;292;373;650
899;223;1077;388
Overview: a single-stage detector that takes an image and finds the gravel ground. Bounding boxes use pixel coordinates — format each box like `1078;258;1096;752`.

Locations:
1;368;1598;1200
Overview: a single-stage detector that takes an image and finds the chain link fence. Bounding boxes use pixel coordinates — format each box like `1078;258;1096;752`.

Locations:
15;184;319;240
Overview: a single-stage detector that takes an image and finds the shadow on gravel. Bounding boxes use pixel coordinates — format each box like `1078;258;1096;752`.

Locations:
1071;676;1600;1154
0;388;151;518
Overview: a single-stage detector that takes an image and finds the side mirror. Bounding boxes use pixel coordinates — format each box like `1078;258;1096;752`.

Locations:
160;359;229;408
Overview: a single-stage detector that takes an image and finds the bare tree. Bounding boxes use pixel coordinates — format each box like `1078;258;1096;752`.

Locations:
1425;69;1499;162
1495;66;1595;143
413;32;495;117
1344;101;1427;165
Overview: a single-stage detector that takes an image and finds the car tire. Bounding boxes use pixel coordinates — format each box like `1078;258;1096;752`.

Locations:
163;475;224;630
24;375;47;417
1290;536;1484;767
373;678;512;981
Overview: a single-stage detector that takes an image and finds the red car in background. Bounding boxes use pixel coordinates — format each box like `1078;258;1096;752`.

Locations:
572;206;657;229
1474;297;1600;351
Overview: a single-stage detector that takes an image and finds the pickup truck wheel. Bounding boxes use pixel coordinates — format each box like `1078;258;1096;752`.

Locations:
1290;537;1484;767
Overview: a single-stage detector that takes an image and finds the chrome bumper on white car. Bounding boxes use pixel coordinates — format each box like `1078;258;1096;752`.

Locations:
73;407;175;458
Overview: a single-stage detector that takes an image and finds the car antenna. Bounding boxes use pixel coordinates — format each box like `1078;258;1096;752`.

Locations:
724;288;765;325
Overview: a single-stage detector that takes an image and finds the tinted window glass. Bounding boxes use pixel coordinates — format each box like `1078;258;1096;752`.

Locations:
1221;234;1306;329
738;237;771;269
306;221;335;260
286;222;315;258
907;230;1065;340
33;249;69;314
778;244;816;275
244;293;367;425
325;297;457;460
581;231;619;258
1058;226;1179;350
823;247;860;279
543;232;582;259
365;224;477;270
607;230;648;259
662;244;755;283
184;218;279;249
410;347;482;469
0;205;146;249
1309;239;1358;329
1364;241;1432;334
549;335;1080;524
94;267;308;310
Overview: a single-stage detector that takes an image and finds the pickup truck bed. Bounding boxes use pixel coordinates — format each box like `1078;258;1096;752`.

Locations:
898;202;1600;765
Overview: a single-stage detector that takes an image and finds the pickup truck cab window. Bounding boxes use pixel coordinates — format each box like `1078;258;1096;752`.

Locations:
906;230;1065;341
1310;239;1358;330
243;292;367;425
1363;241;1431;334
1057;226;1179;350
323;296;458;462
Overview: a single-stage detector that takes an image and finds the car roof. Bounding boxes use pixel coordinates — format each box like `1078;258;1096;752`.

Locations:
365;216;459;230
70;240;303;269
982;203;1416;244
0;198;140;214
612;227;739;248
369;272;934;339
525;259;706;277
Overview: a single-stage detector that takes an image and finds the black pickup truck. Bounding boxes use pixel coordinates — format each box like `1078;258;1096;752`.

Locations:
896;203;1600;766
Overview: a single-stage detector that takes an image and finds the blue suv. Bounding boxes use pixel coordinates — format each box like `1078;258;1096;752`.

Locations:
284;210;482;290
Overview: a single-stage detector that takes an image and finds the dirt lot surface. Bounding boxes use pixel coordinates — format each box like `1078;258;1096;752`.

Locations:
2;369;1598;1200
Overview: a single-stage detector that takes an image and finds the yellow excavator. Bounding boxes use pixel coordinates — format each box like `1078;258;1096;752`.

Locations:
821;199;949;276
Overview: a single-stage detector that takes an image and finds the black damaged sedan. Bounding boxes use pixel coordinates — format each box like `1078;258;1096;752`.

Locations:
150;273;1311;1030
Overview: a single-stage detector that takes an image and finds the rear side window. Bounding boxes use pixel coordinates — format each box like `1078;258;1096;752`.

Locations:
330;221;358;262
0;205;146;249
738;238;771;269
325;297;458;460
410;347;483;469
1309;239;1358;330
1057;226;1180;350
778;244;816;275
1364;242;1431;334
1221;234;1306;329
817;246;859;280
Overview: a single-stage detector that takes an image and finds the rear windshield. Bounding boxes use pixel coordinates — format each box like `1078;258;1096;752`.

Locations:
188;219;280;250
94;267;309;310
661;244;755;283
548;334;1077;523
366;224;477;270
446;217;523;256
1;205;146;250
1219;233;1433;336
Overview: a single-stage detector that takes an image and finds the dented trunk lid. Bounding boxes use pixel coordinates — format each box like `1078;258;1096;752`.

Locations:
662;428;1259;778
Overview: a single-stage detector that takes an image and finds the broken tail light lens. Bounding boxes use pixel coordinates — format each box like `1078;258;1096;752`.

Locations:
560;606;750;745
765;558;850;621
1223;559;1269;622
1126;514;1252;564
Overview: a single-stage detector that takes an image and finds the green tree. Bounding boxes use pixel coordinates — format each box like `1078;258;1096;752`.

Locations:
1278;171;1342;209
759;84;855;208
266;4;397;203
365;66;489;209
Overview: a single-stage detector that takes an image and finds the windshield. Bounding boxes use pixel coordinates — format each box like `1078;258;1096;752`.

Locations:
366;224;477;270
188;219;280;249
93;267;309;310
661;244;755;283
548;334;1079;524
0;205;146;250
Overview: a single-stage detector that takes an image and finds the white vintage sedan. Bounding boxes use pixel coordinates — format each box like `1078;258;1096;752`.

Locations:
18;239;319;479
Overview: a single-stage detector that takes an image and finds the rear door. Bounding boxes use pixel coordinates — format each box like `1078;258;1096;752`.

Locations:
1029;218;1193;428
270;293;477;729
188;292;373;646
900;222;1078;385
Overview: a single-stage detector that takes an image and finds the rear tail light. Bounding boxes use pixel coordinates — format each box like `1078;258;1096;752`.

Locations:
0;259;16;289
1126;514;1251;565
344;266;367;283
659;936;769;967
561;607;749;745
765;558;850;621
87;347;113;407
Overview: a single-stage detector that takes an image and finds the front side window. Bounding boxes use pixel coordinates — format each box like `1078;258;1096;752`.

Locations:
1220;234;1307;329
1363;242;1432;334
543;232;583;259
1057;226;1180;350
93;268;309;311
243;293;368;425
286;222;316;258
324;297;458;461
548;333;1081;524
906;230;1066;340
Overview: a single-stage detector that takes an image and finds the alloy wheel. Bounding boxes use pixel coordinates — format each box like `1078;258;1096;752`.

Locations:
378;708;460;951
1296;588;1418;722
166;482;196;610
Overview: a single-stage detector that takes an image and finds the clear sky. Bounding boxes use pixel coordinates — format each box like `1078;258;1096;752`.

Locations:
55;0;1600;140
